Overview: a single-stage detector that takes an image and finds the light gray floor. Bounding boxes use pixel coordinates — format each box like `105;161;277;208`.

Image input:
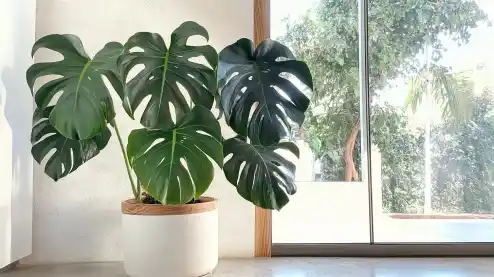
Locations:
4;258;494;277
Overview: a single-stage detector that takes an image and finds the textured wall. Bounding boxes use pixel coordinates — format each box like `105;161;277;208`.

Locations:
27;0;254;264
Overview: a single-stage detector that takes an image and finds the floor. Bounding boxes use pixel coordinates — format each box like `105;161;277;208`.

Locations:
4;258;494;277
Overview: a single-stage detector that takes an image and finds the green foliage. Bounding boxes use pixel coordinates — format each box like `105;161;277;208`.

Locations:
407;65;475;125
31;107;111;181
432;93;494;213
27;36;121;181
281;0;487;212
27;36;123;140
118;22;218;130
127;106;223;205
219;39;312;145
218;38;313;210
28;22;313;209
372;105;425;213
223;138;299;210
305;103;426;213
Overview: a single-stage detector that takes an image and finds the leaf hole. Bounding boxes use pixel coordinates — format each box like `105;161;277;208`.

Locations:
186;35;207;46
248;102;259;123
35;133;55;146
272;171;292;195
39;148;57;170
129;47;144;53
221;72;239;88
48;90;64;107
279;72;312;98
169;102;177;125
196;130;213;138
237;161;247;185
158;156;166;166
275;115;289;137
33;115;49;125
180;158;189;171
275;104;291;121
224;153;233;163
176;82;193;108
100;75;119;100
251;165;258;186
32;48;64;62
273;85;295;106
145;138;165;154
68;148;76;173
275;57;290;62
275;147;297;164
31;75;61;97
125;64;145;84
180;158;197;197
133;95;151;123
188;56;212;70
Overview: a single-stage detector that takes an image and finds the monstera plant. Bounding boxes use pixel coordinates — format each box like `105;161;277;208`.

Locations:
27;21;312;211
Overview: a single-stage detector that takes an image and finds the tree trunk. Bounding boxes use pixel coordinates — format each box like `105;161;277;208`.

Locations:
344;122;360;181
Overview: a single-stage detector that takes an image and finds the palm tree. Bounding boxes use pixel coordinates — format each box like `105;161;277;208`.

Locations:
406;64;474;213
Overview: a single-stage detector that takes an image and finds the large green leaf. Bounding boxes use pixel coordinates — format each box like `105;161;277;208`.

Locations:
27;34;123;140
223;137;300;210
118;21;218;130
127;106;223;204
31;107;111;181
218;38;313;145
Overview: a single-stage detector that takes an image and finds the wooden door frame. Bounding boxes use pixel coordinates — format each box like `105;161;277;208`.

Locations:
253;0;272;258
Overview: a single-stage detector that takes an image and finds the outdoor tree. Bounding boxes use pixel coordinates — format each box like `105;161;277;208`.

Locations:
406;65;475;213
372;105;425;213
281;0;487;180
280;0;488;212
432;91;494;214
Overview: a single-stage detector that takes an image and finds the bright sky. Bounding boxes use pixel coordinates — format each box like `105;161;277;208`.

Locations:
271;0;494;107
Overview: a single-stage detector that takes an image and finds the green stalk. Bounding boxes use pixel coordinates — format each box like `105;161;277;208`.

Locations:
136;179;141;201
112;120;138;200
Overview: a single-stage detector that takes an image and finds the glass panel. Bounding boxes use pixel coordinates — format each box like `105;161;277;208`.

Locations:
271;0;371;243
370;0;494;243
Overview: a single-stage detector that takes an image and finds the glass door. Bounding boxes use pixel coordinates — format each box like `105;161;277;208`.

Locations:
270;0;494;254
271;0;372;244
370;0;494;243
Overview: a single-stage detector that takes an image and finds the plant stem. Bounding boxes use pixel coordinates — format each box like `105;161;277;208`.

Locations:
112;119;138;199
136;179;141;202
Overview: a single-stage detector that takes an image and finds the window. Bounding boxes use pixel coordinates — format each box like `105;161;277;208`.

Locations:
271;0;371;244
270;0;494;247
370;0;494;243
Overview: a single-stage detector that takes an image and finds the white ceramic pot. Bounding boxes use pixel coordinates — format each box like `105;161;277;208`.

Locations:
121;197;218;277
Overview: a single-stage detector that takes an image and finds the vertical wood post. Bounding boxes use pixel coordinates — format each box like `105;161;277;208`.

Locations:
253;0;272;258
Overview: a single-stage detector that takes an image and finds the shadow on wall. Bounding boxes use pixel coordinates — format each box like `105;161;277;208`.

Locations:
0;0;35;266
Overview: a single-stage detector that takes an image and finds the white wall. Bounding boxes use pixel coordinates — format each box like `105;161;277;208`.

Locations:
0;0;36;268
27;0;254;264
